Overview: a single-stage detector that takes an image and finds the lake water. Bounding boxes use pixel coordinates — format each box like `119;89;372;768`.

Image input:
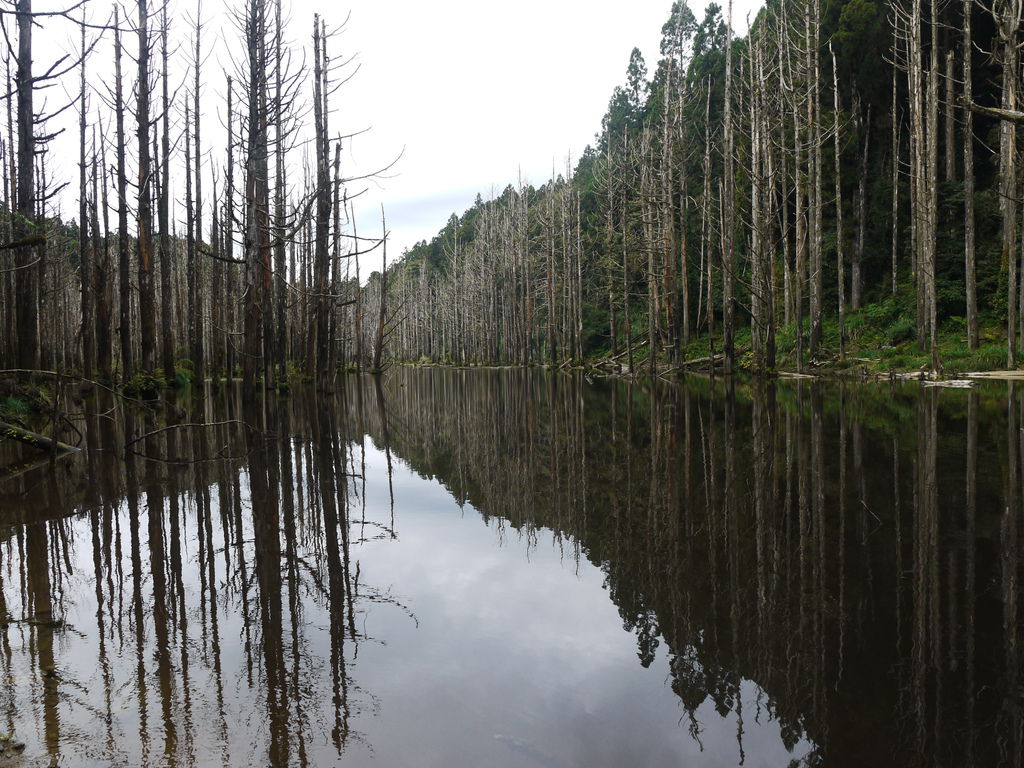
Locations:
0;369;1021;767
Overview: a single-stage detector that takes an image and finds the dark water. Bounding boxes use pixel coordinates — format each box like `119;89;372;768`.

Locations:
0;369;1021;767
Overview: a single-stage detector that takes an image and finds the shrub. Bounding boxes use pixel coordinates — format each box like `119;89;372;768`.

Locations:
0;396;29;419
124;371;166;396
884;317;916;345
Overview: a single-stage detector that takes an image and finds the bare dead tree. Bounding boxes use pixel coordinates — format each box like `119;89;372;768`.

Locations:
963;0;978;349
137;0;157;372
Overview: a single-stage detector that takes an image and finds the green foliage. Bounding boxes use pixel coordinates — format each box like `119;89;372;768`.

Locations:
938;341;1007;374
830;0;886;99
285;360;310;384
124;371;166;397
173;358;196;387
0;396;29;419
884;316;916;346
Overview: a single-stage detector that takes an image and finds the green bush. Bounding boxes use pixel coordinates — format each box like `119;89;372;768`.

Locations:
124;371;166;396
0;396;29;419
884;317;916;345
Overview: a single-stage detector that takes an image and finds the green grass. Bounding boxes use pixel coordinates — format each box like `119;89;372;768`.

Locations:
0;396;29;419
641;303;1015;378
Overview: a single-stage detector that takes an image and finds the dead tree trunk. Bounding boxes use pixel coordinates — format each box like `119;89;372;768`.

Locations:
371;210;388;374
92;131;112;380
996;0;1020;366
312;16;332;383
242;0;272;401
14;0;38;371
78;14;94;377
114;8;132;380
832;44;845;364
159;6;175;381
722;0;735;374
853;95;869;310
963;0;978;349
192;5;205;384
137;0;156;372
273;0;287;384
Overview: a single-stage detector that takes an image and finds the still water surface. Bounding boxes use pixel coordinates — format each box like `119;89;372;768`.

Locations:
0;369;1021;767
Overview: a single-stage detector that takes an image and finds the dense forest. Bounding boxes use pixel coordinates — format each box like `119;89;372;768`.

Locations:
0;0;391;401
1;0;1023;393
388;0;1023;375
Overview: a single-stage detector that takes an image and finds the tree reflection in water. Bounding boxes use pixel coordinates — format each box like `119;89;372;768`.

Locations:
0;370;1020;767
344;370;1022;768
0;386;379;766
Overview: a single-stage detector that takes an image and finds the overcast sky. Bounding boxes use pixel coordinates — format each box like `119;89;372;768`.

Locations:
36;0;761;260
288;0;763;257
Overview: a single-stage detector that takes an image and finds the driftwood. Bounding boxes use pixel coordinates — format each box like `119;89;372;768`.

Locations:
778;371;817;380
678;354;722;368
0;421;79;454
963;371;1024;380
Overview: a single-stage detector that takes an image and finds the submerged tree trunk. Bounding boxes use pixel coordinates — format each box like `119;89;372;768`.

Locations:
311;16;334;383
192;7;205;384
997;0;1020;366
832;45;845;364
722;0;735;374
78;16;94;377
242;0;271;402
371;212;388;374
14;0;38;371
159;6;175;381
137;0;156;372
114;8;132;380
964;0;978;349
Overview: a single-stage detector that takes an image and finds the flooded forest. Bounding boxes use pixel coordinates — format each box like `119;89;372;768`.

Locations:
0;0;1023;766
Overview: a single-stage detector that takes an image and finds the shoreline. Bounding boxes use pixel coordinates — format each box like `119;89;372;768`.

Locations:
390;360;1024;385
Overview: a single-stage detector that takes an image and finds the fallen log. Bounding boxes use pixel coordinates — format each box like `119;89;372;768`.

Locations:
962;98;1024;124
678;354;722;367
609;335;650;361
0;421;79;454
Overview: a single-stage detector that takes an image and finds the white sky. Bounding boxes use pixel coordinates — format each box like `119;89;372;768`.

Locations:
31;0;762;260
326;0;762;256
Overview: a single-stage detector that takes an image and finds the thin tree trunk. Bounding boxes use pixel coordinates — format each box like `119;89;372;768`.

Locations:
892;68;900;296
832;45;845;364
927;0;940;370
225;75;235;380
997;0;1019;366
185;107;196;382
243;0;271;401
14;0;38;371
93;130;112;380
159;6;175;381
137;0;156;372
722;0;735;373
945;48;956;183
78;14;94;377
809;0;823;359
371;209;388;373
312;17;332;382
192;5;205;384
964;0;978;349
114;8;132;379
854;97;869;310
